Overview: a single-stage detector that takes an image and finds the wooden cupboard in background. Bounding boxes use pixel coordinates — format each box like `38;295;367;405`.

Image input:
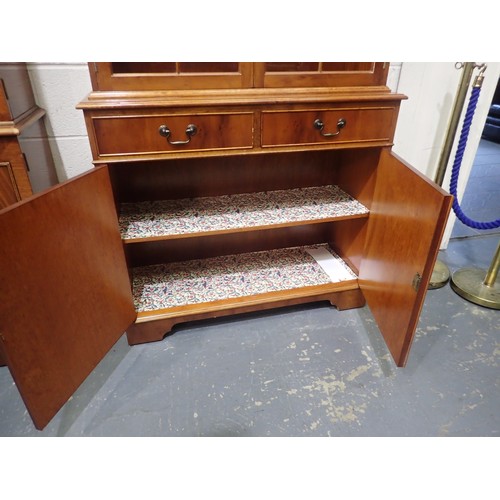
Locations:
0;62;452;430
0;63;57;209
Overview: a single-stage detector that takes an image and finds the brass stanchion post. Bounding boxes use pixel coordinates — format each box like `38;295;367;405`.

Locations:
429;63;481;289
450;240;500;309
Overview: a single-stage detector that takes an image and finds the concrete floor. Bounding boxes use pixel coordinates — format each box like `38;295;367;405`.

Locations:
1;144;499;437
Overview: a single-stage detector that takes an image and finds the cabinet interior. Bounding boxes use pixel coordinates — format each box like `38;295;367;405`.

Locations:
107;148;380;315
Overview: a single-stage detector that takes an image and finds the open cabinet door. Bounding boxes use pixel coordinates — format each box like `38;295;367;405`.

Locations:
0;166;136;429
359;149;452;367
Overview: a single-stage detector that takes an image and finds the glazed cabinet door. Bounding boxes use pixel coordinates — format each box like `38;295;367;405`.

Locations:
89;62;388;92
254;62;389;88
90;62;254;91
359;149;453;367
0;166;136;429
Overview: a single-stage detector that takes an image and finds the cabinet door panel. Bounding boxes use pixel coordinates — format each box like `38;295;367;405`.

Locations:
0;167;135;429
359;149;452;367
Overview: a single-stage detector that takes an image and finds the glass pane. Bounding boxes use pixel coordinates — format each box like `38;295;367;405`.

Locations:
266;62;319;72
112;63;240;75
112;63;176;73
322;62;374;71
178;62;239;73
265;62;375;73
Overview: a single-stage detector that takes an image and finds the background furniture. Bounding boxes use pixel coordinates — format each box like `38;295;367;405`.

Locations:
0;63;57;209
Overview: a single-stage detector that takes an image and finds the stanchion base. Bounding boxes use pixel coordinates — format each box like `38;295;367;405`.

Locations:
429;259;450;289
450;267;500;309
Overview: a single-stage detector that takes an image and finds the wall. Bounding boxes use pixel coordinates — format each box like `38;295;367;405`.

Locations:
27;63;93;181
392;63;462;179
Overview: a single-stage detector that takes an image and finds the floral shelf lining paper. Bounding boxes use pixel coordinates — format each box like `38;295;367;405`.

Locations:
132;244;357;312
120;185;368;240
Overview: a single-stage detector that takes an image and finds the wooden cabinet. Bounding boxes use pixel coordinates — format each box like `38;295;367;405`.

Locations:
0;63;58;209
0;62;452;430
254;62;389;88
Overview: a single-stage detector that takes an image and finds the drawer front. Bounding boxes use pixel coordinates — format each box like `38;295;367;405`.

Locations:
261;107;396;147
91;112;254;157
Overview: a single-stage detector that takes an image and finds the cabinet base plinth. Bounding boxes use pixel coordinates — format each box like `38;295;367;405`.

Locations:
126;288;365;345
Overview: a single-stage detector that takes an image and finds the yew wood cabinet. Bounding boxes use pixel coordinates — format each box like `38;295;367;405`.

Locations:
0;63;452;430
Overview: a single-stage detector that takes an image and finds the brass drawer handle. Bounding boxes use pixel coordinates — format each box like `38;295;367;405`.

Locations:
158;124;198;145
313;118;346;138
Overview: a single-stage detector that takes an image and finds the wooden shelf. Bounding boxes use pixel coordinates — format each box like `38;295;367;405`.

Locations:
120;185;369;243
132;244;357;317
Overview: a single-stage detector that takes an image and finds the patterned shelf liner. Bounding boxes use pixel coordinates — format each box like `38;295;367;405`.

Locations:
120;184;369;240
132;244;357;312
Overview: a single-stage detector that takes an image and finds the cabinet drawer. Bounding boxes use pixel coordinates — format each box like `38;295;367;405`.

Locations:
91;112;254;157
261;107;396;147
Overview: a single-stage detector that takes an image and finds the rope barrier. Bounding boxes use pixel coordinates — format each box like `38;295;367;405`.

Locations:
449;81;500;229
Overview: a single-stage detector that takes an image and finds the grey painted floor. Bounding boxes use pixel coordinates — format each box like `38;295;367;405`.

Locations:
0;237;498;437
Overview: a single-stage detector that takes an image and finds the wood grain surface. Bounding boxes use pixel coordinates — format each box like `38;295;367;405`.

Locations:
0;167;135;429
359;149;453;366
